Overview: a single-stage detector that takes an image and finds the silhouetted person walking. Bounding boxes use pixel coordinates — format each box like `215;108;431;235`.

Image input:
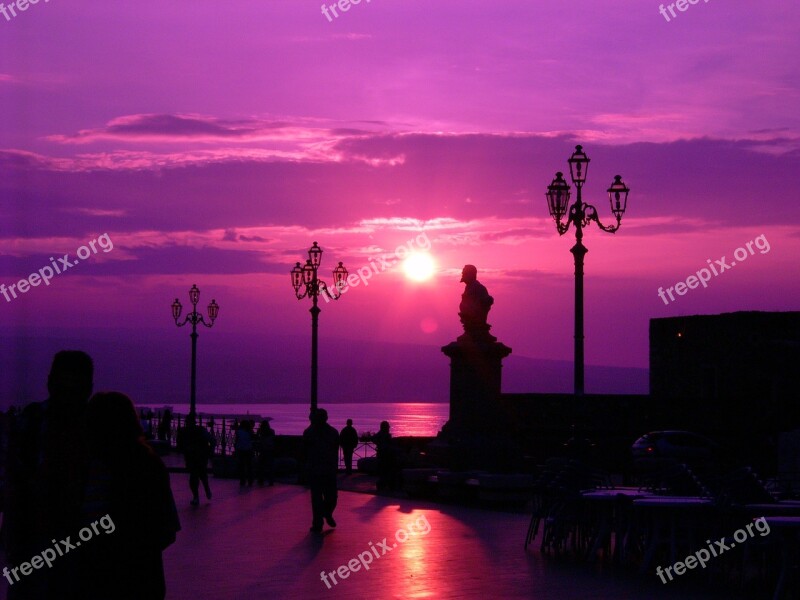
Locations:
373;420;397;491
177;414;215;505
340;419;358;475
81;392;180;600
235;420;255;487
256;419;275;486
3;350;93;599
303;409;339;532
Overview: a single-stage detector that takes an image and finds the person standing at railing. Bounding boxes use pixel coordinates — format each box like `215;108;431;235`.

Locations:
255;419;275;486
176;414;215;506
373;421;397;491
339;419;358;475
139;408;153;439
157;409;172;442
234;420;255;487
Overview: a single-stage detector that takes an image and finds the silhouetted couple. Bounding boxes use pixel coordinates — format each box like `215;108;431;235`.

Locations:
303;408;339;533
3;351;180;599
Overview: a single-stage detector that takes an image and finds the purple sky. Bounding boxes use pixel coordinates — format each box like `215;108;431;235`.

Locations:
2;1;799;406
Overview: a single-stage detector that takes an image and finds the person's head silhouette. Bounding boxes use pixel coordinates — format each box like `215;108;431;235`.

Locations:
460;264;478;284
47;350;93;410
314;409;329;425
87;391;144;453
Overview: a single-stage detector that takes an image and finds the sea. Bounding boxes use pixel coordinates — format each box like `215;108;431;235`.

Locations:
139;402;449;437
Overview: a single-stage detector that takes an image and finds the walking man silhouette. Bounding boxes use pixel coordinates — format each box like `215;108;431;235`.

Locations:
303;409;339;533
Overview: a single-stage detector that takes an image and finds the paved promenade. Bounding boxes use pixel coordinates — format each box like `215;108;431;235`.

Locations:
156;473;739;600
1;467;749;599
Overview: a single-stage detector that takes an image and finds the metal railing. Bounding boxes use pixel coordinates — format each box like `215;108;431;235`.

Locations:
339;441;376;470
145;412;244;457
144;411;377;468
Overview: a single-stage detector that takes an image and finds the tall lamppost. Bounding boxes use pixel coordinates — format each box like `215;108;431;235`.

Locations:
172;284;219;417
291;242;348;415
545;144;630;395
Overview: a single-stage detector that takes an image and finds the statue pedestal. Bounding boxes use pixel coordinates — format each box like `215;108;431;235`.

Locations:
431;330;515;470
442;331;511;432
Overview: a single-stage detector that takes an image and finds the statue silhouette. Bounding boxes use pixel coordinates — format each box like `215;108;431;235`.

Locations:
458;265;495;340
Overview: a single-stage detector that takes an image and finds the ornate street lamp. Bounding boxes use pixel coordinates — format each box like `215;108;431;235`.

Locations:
545;145;630;395
291;242;347;414
172;284;219;416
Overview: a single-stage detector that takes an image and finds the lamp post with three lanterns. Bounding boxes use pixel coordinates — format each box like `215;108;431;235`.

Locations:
171;284;219;417
545;145;630;395
291;242;348;414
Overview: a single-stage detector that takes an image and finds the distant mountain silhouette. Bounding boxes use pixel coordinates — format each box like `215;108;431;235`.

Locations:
0;328;647;409
503;354;648;395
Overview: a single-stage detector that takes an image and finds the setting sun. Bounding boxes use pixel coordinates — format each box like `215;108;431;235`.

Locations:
403;252;436;281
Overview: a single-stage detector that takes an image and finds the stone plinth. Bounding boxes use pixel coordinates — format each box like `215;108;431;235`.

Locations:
430;329;516;470
441;332;511;434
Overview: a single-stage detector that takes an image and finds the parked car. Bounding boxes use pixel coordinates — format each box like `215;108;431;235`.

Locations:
631;430;719;468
